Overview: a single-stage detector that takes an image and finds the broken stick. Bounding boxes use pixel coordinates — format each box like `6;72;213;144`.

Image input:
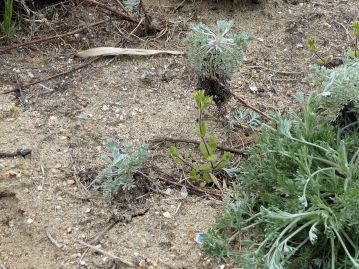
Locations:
0;20;107;53
82;0;163;32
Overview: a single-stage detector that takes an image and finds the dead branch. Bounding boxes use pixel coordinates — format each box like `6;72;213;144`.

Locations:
77;240;134;267
0;260;9;269
1;57;99;95
210;76;271;120
0;20;107;53
46;230;64;249
82;0;163;33
0;148;32;158
88;207;148;245
150;168;223;199
149;137;248;155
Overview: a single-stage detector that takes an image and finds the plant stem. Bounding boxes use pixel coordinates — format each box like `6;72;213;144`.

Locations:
330;237;336;269
355;38;358;58
198;109;215;169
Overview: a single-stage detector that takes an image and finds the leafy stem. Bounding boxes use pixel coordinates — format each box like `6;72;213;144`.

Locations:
198;107;215;169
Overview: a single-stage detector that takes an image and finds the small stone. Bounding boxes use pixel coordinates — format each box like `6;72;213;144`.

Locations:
139;260;146;267
164;188;172;195
162;211;171;219
134;252;139;256
37;186;43;191
27;218;34;224
286;90;293;97
66;179;75;185
102;105;109;111
249;86;258;93
85;208;92;213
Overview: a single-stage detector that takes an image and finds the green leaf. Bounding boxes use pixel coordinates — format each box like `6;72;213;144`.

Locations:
353;22;359;38
222;151;234;161
200;121;207;138
198;163;212;173
169;146;179;157
207;153;218;162
199;143;209;158
307;38;317;53
189;169;198;181
208;137;218;151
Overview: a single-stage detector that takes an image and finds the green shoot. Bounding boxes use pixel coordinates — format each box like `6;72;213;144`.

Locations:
0;0;17;42
352;22;359;58
307;38;329;67
170;91;233;186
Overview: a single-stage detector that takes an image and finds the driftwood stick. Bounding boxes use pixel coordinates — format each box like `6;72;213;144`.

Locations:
77;240;134;267
82;0;163;32
149;137;247;155
0;20;106;53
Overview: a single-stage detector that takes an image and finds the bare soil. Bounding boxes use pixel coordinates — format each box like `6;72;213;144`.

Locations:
0;0;358;268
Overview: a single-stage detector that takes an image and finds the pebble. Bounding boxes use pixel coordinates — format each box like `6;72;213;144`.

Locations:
102;105;109;111
26;218;34;224
139;260;146;267
66;179;75;185
162;211;171;219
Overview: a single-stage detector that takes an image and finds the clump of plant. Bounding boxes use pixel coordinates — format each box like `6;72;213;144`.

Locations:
308;22;359;66
307;38;331;67
350;21;359;58
123;0;139;12
204;94;359;268
96;139;149;197
186;20;253;106
0;0;16;42
307;58;359;127
203;60;359;268
170;91;233;187
8;106;19;117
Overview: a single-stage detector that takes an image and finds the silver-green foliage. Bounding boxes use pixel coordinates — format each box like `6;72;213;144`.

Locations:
186;20;253;78
203;92;359;268
308;58;359;122
123;0;140;12
96;139;149;197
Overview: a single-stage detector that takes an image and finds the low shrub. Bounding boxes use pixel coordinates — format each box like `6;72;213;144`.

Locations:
203;59;359;268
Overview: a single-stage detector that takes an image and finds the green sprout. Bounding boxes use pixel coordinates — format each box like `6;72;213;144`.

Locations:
352;22;359;58
170;91;233;186
0;0;17;43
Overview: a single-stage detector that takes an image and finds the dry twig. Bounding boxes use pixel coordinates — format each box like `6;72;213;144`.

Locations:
210;76;271;119
46;230;64;249
149;137;247;155
77;240;134;267
0;260;9;269
0;20;107;53
1;57;100;95
149;168;223;199
82;0;163;32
